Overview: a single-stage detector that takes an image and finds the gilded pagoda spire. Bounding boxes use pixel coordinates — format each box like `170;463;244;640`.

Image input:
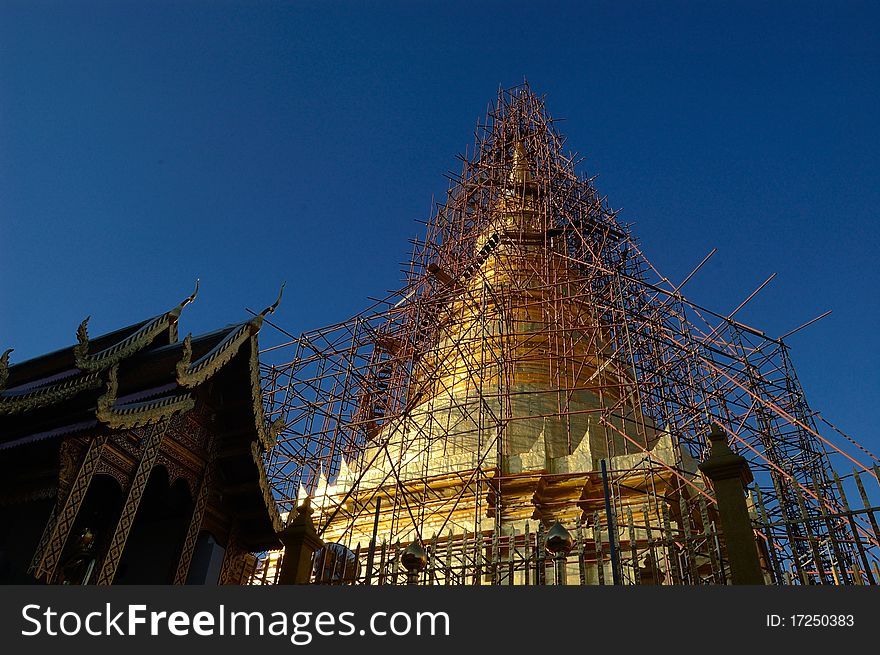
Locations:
509;140;535;186
479;139;542;248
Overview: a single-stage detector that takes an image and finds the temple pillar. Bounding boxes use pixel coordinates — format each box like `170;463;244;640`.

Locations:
32;434;109;582
94;422;167;585
173;458;214;584
698;425;764;585
277;498;323;585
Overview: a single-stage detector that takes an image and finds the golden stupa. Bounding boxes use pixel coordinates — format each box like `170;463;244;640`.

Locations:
304;140;696;583
257;86;875;588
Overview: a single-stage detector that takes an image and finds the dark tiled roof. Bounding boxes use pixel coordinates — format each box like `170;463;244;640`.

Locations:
0;287;285;550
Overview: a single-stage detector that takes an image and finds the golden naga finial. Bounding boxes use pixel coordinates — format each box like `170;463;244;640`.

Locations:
73;317;91;365
270;416;286;437
170;279;200;319
0;348;12;389
175;334;193;380
96;365;119;417
184;278;200;307
248;282;286;334
261;282;286;317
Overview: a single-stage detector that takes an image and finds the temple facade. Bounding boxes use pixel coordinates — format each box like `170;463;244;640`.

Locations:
0;287;283;585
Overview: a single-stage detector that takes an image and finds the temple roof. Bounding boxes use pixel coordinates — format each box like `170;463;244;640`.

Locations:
0;285;285;550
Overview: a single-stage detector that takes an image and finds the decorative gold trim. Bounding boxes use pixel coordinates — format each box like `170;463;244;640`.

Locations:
74;282;199;372
248;336;282;451
95;422;167;585
0;348;12;390
75;314;166;371
72;317;90;366
96;365;195;429
33;434;109;582
177;324;280;451
245;286;286;452
246;282;286;335
175;334;193;381
0;371;102;416
177;326;280;456
95;365;119;417
28;505;57;576
174;285;284;464
263;282;285;316
173;451;215;585
176;324;251;388
250;440;284;534
58;438;87;499
176;283;283;390
173;279;200;318
217;529;243;585
99;395;196;430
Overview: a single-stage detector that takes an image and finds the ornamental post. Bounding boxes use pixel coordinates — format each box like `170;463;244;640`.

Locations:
698;425;764;585
277;498;323;585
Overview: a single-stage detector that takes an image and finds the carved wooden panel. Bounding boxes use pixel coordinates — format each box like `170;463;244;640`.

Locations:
158;451;201;496
167;410;212;457
58;438;87;499
218;529;248;585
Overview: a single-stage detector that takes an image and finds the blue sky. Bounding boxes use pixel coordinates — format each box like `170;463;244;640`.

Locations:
1;1;878;458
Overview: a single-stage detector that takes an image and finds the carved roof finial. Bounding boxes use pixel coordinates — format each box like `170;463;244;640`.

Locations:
73;317;91;367
183;278;200;307
96;364;119;417
0;348;12;390
270;416;286;437
249;282;286;334
261;282;286;317
175;334;193;381
170;279;200;319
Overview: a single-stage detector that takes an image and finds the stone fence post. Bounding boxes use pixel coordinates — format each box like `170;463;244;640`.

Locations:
277;497;323;585
698;425;765;585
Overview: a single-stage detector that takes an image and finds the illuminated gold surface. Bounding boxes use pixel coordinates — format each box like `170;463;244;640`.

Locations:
308;143;693;554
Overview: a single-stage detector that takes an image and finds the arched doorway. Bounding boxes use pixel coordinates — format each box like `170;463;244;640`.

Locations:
56;474;124;585
114;466;193;584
